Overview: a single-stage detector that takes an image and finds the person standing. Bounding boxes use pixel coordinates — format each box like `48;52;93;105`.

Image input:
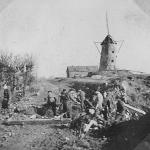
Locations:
95;91;104;110
60;89;70;117
2;84;10;109
47;91;57;116
77;89;86;111
68;89;80;119
120;89;127;103
115;98;125;122
93;91;104;115
116;99;125;114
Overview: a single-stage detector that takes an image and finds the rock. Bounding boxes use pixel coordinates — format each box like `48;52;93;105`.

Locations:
91;75;102;79
8;132;12;137
76;139;90;149
30;114;37;119
65;137;70;141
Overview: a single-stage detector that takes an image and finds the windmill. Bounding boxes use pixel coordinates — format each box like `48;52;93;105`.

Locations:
94;13;124;72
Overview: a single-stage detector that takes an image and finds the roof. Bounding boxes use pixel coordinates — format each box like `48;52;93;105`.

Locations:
101;34;117;45
67;66;98;72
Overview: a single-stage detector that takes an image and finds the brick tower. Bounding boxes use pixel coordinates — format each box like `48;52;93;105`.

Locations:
99;34;117;71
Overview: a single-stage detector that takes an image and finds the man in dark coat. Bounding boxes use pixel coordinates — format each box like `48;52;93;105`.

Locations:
116;99;125;114
115;98;125;122
2;85;10;109
60;89;70;117
47;91;57;116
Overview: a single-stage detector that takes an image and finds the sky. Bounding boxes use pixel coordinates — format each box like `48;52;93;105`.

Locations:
0;0;149;77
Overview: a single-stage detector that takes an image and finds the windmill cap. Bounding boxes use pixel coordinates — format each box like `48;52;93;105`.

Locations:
101;35;117;45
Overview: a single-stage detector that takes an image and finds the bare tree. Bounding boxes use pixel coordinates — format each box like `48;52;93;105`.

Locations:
0;50;36;96
21;54;35;95
0;50;13;67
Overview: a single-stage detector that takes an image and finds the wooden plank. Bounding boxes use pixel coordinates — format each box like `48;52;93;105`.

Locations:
124;103;146;115
2;118;71;126
84;120;98;133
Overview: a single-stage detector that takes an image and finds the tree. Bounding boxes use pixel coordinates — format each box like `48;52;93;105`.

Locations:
0;50;36;95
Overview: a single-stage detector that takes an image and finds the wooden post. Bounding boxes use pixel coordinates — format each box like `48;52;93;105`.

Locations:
2;118;71;126
124;103;146;115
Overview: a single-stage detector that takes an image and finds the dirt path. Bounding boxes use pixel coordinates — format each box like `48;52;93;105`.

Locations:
0;123;102;150
0;124;70;150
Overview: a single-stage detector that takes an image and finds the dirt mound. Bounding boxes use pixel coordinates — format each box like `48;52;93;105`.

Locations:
49;73;150;150
99;113;150;150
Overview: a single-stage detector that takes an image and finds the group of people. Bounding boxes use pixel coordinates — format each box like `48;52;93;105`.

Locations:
46;85;127;122
46;89;86;118
1;81;127;123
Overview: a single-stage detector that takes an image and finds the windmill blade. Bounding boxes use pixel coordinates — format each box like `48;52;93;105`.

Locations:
117;40;124;54
94;41;101;55
115;40;124;57
106;12;110;35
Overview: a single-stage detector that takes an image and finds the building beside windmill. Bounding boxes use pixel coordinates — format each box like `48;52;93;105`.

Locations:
66;66;98;78
99;34;117;71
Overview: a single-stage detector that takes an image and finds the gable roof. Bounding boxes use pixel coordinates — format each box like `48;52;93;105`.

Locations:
67;66;98;72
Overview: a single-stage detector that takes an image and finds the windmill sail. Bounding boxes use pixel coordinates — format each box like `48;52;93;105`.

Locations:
106;12;110;35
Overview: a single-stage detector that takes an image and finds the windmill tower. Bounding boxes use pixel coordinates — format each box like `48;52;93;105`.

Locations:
99;14;117;71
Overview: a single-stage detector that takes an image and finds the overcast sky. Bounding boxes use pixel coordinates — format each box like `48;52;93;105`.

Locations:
0;0;149;77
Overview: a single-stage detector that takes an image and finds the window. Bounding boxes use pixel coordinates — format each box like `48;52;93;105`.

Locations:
112;51;114;53
111;60;114;62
